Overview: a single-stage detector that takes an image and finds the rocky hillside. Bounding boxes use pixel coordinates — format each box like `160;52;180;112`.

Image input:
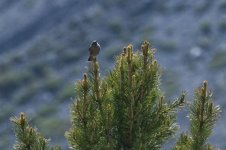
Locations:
0;0;226;149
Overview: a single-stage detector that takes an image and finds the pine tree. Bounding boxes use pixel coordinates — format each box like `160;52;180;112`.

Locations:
65;41;185;149
173;81;221;150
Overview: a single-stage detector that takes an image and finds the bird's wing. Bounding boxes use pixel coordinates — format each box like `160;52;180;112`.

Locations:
96;47;100;54
89;47;96;55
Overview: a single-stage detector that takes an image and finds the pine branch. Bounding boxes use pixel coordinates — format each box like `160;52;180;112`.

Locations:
11;112;61;150
173;133;192;150
190;81;220;149
173;81;221;150
66;63;114;149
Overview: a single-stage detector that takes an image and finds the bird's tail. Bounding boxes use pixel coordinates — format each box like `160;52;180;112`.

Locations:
88;56;93;61
88;56;96;61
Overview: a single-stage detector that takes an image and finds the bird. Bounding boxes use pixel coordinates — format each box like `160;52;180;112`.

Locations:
88;40;101;62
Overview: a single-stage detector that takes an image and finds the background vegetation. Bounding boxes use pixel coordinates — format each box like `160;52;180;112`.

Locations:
0;0;225;149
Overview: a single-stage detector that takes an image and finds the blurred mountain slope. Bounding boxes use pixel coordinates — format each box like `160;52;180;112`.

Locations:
0;0;226;149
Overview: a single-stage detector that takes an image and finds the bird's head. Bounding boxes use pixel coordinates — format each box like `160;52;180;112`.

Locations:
91;40;98;46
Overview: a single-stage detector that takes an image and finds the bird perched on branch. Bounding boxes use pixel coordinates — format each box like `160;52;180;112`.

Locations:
88;41;101;62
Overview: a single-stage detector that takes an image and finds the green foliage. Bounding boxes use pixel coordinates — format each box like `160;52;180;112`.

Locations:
65;63;114;149
173;81;220;150
10;41;221;150
10;113;61;150
65;41;185;149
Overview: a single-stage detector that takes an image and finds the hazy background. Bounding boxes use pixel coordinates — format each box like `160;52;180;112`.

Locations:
0;0;226;149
